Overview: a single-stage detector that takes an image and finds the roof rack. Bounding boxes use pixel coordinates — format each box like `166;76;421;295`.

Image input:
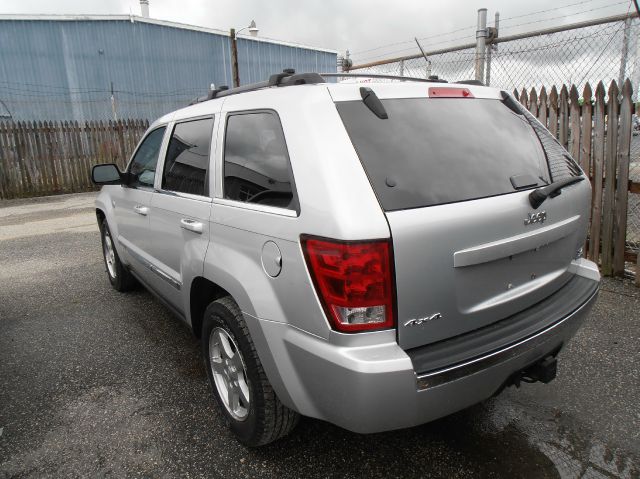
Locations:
455;79;485;86
188;69;452;106
319;72;447;83
189;69;325;105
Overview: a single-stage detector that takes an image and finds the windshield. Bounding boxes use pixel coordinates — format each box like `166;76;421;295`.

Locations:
336;98;551;211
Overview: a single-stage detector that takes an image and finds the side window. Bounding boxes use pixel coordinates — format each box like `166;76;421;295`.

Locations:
128;126;166;188
223;111;296;211
162;117;214;196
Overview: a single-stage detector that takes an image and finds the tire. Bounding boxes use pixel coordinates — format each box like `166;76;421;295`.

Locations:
202;296;299;446
99;219;136;292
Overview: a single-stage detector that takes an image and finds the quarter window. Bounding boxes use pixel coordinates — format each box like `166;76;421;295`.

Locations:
162;118;214;196
223;112;296;211
128;126;166;188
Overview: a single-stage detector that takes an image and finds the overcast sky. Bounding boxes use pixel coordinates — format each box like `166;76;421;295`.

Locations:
1;0;634;62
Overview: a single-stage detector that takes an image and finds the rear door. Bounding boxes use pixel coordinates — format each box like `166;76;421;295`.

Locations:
336;90;590;350
147;116;217;312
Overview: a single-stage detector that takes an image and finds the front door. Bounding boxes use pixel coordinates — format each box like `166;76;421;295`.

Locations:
113;126;167;280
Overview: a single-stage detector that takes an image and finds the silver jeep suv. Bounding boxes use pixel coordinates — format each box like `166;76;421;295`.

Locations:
92;71;600;446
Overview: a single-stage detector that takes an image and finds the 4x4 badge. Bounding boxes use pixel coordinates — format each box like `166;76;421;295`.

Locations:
524;211;547;225
404;313;443;327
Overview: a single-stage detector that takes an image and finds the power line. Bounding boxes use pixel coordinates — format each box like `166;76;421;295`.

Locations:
0;84;205;98
350;0;607;57
350;0;629;63
498;1;629;33
0;80;209;97
2;97;195;106
496;0;617;25
353;34;475;64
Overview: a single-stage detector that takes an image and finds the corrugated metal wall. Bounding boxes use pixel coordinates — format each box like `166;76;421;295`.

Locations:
0;19;337;122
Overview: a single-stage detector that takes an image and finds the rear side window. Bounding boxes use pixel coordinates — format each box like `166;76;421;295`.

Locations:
223;111;297;211
336;98;551;211
162;117;214;196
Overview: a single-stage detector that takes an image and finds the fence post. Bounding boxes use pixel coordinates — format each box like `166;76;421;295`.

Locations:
589;82;606;263
601;80;620;276
538;86;548;126
613;79;633;275
559;85;569;148
519;87;528;110
0;122;11;199
474;8;488;82
579;83;593;175
569;85;581;162
485;11;499;86
45;121;58;194
549;86;559;138
617;16;632;89
579;83;594;256
528;87;538;117
16;122;32;195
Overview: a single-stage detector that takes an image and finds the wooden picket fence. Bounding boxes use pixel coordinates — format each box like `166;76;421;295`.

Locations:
0;119;149;200
514;79;637;280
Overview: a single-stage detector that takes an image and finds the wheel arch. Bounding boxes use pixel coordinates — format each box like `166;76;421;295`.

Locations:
95;208;106;230
189;277;232;338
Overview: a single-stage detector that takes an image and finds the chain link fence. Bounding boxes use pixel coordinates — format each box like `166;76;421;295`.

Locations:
346;12;640;270
489;18;639;91
347;14;639;92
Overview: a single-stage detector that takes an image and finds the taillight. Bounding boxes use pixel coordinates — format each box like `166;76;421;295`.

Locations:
301;235;395;333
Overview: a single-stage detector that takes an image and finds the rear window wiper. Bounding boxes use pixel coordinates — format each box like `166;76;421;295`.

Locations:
529;176;584;209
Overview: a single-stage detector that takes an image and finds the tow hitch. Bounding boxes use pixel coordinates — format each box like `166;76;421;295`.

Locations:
510;355;558;388
523;356;557;383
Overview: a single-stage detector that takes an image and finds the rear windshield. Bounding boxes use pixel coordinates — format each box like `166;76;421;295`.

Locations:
336;98;550;211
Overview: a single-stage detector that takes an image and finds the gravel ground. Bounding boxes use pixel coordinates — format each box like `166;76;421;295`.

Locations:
0;193;639;478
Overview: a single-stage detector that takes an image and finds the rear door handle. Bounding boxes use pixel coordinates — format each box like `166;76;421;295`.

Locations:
133;205;149;216
180;218;203;234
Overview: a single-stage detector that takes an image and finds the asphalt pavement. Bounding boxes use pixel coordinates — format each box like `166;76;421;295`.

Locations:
0;193;639;478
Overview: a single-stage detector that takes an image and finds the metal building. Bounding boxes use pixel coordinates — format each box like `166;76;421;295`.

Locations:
0;15;337;122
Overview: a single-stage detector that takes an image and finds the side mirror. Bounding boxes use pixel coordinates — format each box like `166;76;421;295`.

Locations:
92;163;123;185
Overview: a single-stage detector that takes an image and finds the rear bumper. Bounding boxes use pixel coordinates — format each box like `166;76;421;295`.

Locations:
414;281;595;390
248;260;600;434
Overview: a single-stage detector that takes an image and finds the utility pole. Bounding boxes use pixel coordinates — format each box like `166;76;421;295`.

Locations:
110;81;118;121
230;28;240;88
229;21;258;87
475;8;488;83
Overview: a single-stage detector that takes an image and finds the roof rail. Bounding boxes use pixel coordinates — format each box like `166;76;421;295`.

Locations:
319;72;447;83
189;69;324;105
455;79;484;86
188;69;450;106
189;85;230;105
